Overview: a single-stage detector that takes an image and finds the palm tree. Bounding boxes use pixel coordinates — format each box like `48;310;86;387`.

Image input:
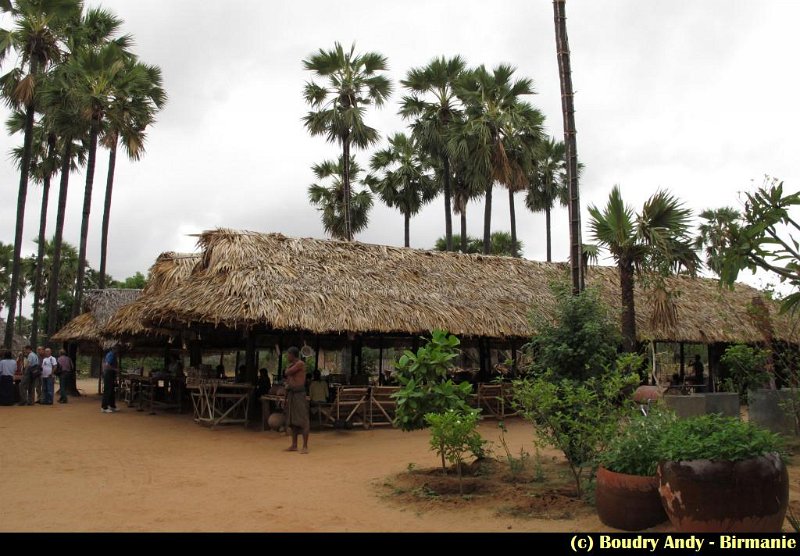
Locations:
302;43;391;241
449;155;482;253
0;0;81;349
434;231;523;257
588;186;698;352
694;207;741;277
553;0;584;294
42;6;121;335
525;137;568;262
308;156;373;241
8;113;59;345
364;133;436;247
451;64;540;254
98;60;166;288
67;41;130;317
400;56;466;251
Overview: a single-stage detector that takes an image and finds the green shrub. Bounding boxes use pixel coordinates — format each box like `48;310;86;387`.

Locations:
425;409;485;494
599;408;676;476
658;414;784;462
720;344;770;403
527;285;621;381
392;330;473;431
512;366;639;498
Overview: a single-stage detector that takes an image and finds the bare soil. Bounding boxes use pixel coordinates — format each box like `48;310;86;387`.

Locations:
0;379;798;532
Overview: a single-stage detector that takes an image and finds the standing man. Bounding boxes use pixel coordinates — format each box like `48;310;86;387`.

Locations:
34;346;45;403
283;346;309;454
692;354;705;387
17;345;39;406
56;349;73;404
39;348;57;405
101;345;120;413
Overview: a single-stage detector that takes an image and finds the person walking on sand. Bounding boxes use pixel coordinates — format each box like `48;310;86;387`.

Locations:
284;346;310;454
39;348;57;405
101;345;120;413
56;350;73;404
18;345;39;406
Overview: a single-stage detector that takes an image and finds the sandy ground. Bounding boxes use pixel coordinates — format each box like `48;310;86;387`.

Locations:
0;379;797;532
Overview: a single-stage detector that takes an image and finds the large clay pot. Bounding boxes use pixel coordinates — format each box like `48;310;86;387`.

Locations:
658;453;788;532
596;466;668;531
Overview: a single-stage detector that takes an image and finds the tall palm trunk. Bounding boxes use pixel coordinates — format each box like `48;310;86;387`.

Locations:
98;139;117;289
509;188;518;257
545;206;552;262
31;135;57;346
460;207;468;253
403;212;410;248
443;156;453;251
73;118;100;317
619;257;637;352
342;135;352;241
553;0;583;294
483;183;493;254
4;59;39;349
47;140;72;337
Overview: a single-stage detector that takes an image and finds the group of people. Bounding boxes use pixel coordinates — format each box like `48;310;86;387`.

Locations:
0;344;74;406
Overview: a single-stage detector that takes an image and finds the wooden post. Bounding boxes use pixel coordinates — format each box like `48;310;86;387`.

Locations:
234;350;241;380
245;332;256;385
189;340;202;368
679;342;685;380
478;339;486;383
314;335;320;374
276;344;283;380
511;344;518;376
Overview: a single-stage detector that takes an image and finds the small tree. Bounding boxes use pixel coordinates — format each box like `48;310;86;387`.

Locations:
528;284;621;381
392;329;473;431
720;344;771;404
425;409;485;494
513;359;639;498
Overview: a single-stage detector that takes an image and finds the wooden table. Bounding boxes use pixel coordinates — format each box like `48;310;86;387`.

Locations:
190;382;254;428
124;374;185;414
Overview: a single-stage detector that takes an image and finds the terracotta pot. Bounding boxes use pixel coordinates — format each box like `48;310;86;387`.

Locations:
658;453;788;532
596;466;668;531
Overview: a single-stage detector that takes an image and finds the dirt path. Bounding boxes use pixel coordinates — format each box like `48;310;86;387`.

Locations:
0;380;797;532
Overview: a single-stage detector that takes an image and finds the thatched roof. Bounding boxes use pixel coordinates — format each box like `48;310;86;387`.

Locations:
0;318;29;351
102;252;199;338
51;288;142;347
133;229;798;345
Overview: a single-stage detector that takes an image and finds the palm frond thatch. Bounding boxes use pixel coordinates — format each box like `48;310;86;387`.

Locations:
51;288;142;346
130;229;798;345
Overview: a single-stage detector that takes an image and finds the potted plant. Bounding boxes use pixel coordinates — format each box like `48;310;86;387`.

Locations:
657;414;787;532
596;409;674;531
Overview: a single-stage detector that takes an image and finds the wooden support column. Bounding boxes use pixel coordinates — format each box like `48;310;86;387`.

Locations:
478;339;487;383
679;342;685;379
245;332;256;385
314;336;320;374
511;344;518;376
189;340;202;368
276;343;284;380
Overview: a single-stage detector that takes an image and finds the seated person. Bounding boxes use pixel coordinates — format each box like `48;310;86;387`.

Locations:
309;370;329;403
255;368;271;397
236;364;247;383
167;355;184;378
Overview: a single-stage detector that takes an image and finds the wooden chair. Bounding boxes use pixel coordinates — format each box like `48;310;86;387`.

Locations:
318;386;370;429
476;383;516;419
369;386;399;427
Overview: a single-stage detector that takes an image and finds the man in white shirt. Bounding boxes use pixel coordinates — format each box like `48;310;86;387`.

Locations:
39;348;57;405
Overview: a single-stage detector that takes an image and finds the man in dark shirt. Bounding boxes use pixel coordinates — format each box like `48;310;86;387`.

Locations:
101;346;120;413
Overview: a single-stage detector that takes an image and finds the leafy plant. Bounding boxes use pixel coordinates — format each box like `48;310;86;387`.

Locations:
657;414;784;463
599;408;677;476
512;366;639;498
392;330;473;431
527;284;621;381
498;421;529;478
425;409;485;495
720;344;770;403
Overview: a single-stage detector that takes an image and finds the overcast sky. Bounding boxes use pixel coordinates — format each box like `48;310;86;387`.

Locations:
2;0;799;317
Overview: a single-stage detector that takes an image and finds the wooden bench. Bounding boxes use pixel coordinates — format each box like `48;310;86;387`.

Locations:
318;386;370;429
369;386;399;427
